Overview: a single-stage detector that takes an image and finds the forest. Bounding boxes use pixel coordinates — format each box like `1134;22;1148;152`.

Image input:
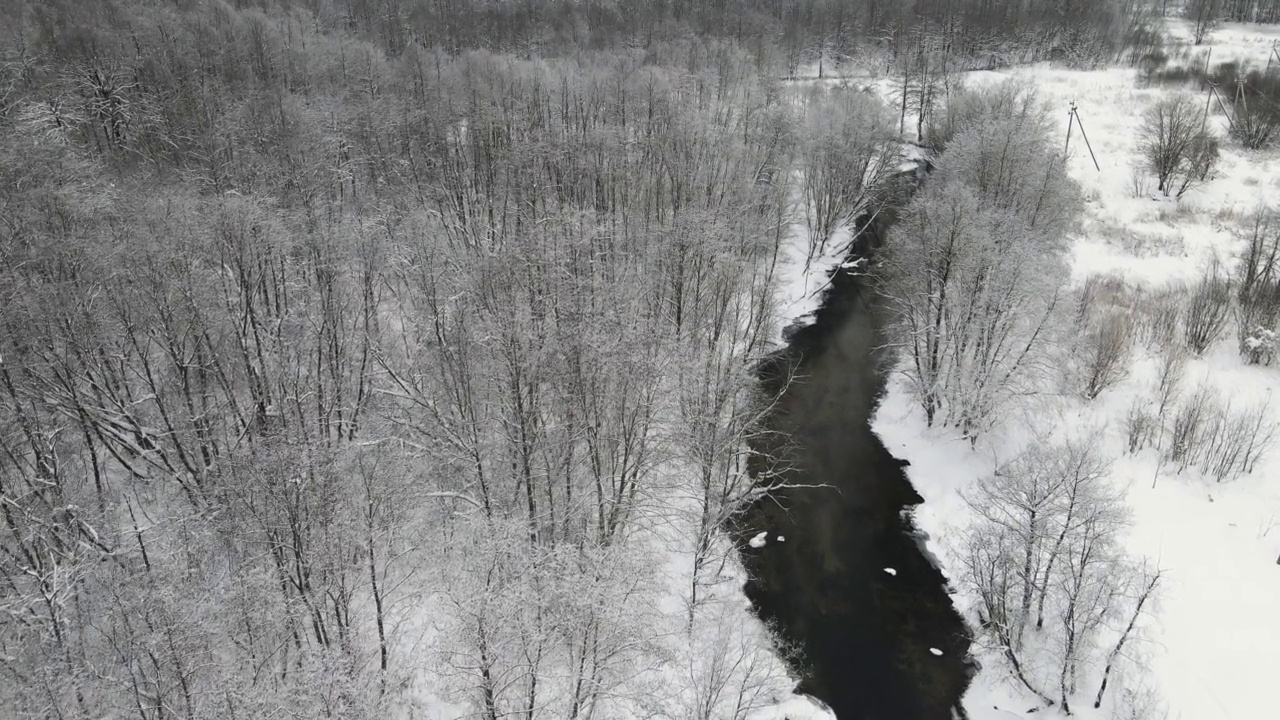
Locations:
0;0;1260;719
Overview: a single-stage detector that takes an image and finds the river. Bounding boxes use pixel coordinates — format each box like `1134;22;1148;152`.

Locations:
739;210;975;720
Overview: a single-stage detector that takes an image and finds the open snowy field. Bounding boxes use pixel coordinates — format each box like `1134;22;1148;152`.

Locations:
873;20;1280;720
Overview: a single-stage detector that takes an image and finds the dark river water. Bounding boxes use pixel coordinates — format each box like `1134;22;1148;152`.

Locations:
738;212;975;720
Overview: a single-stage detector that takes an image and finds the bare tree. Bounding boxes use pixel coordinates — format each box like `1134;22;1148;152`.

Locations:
799;87;897;265
955;435;1148;713
1186;0;1223;44
1094;565;1162;709
1138;94;1219;197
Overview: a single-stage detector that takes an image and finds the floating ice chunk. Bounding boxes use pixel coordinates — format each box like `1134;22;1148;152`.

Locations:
776;535;786;542
883;568;897;576
929;648;943;656
749;532;768;548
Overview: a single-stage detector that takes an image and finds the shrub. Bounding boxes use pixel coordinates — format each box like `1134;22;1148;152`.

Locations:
1242;327;1276;365
1138;287;1184;352
1155;342;1188;423
1174;130;1219;196
1126;399;1157;454
1128;164;1151;198
1233;208;1280;359
1138;94;1219;198
1081;310;1134;400
1164;384;1275;481
1183;264;1231;354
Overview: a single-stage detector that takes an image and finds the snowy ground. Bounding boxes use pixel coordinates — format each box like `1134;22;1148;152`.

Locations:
872;20;1280;720
769;211;854;348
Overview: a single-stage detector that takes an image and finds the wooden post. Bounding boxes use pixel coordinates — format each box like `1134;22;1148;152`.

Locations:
1071;102;1101;172
1064;103;1075;155
1204;80;1215;131
1212;85;1237;131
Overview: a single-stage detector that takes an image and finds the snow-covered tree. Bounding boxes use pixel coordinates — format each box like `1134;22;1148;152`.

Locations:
799;87;897;266
878;82;1082;439
954;437;1158;713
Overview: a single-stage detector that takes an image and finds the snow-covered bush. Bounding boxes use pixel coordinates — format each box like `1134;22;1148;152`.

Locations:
1109;680;1169;720
1136;287;1184;352
1177;129;1219;195
1154;342;1188;428
1233;207;1280;356
1068;274;1136;399
1127;164;1151;198
1242;326;1276;365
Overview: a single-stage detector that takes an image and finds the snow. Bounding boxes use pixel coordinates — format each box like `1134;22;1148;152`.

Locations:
770;195;855;346
647;484;836;720
747;694;836;720
769;82;912;345
867;19;1280;720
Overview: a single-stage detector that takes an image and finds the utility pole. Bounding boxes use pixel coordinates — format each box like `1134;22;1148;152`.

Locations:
1204;78;1215;130
1065;101;1100;172
1204;76;1236;132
